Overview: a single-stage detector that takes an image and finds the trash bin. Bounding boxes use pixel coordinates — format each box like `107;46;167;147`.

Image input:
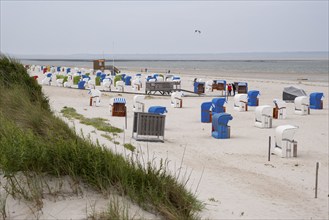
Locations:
201;102;212;123
125;76;132;85
148;106;167;115
310;92;324;109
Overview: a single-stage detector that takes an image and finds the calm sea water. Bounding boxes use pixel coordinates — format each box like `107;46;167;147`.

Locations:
21;59;328;82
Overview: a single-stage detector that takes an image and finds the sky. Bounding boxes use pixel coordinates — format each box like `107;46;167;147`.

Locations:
0;1;328;55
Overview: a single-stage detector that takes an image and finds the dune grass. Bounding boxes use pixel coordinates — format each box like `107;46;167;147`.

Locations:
0;56;202;219
61;106;123;134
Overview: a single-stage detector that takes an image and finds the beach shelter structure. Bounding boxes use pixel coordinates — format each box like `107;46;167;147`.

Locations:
87;79;95;89
201;102;212;123
212;80;226;96
148;106;167;115
165;74;174;81
172;76;181;82
235;82;248;94
273;99;287;119
132;78;142;91
274;125;298;158
211;98;226;114
93;59;105;71
78;81;86;89
110;97;126;117
283;86;307;102
88;89;101;107
156;76;164;82
248;90;260;106
102;78;112;91
212;113;233;139
116;81;125;92
194;82;205;94
132;112;166;142
171;92;183;108
56;78;64;87
125;76;132;85
294;96;310;115
309;92;324;109
133;95;145;112
234;94;248;111
205;80;213;92
254;105;272;128
42;73;52;85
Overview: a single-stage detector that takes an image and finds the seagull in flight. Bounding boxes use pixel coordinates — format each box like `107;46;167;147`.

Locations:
195;30;201;34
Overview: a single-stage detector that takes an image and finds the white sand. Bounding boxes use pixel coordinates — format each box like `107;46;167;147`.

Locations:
3;68;328;219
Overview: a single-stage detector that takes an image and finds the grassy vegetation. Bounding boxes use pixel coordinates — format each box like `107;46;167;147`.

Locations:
124;143;136;152
73;75;80;85
55;75;68;83
114;75;122;86
95;76;101;86
0;56;202;219
61;107;123;133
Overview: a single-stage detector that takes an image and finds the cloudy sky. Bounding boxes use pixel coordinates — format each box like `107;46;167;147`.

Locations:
1;1;328;55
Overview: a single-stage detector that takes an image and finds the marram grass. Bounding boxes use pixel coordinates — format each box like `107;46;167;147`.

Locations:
0;56;203;219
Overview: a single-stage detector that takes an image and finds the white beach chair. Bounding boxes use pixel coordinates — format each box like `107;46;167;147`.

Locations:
42;73;52;86
233;94;248;111
133;95;145;112
88;89;102;107
255;105;272;128
274;125;298;158
87;80;95;89
294;96;309;115
56;78;64;87
116;81;125;92
132;78;142;91
63;81;71;88
102;78;112;91
273;99;287;119
171;92;183;108
205;80;213;92
156;76;164;81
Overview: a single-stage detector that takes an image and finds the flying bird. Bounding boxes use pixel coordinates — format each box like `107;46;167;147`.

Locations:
195;30;201;34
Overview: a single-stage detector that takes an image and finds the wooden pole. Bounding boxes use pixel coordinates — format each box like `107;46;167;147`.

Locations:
315;162;319;198
125;113;127;130
268;136;271;161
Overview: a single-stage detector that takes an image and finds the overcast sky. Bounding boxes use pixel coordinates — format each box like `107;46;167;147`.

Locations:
1;1;328;55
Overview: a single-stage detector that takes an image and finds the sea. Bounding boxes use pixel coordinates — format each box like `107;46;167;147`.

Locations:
19;53;329;83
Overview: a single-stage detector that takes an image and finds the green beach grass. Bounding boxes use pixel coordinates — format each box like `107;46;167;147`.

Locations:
0;56;203;219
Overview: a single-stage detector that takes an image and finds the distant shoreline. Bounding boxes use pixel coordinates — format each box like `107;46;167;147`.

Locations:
20;58;329;62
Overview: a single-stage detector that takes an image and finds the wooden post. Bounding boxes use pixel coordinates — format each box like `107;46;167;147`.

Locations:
315;162;319;198
125;113;127;129
268;136;271;161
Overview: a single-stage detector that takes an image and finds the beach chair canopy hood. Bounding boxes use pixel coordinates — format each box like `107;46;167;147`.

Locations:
294;96;309;107
283;86;307;102
113;97;126;104
234;94;248;104
255;105;272;121
273;99;287;109
310;92;324;109
275;125;298;149
148;106;167;115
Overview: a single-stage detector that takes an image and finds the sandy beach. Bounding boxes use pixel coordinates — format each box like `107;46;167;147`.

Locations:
3;67;328;219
